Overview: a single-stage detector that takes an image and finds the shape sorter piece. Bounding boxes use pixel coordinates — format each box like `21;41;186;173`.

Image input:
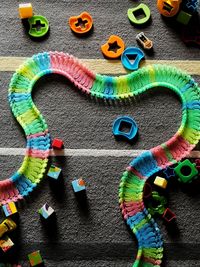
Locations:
148;191;167;216
72;178;86;193
69;12;93;34
121;47;145;71
127;3;151;25
39;203;55;219
162;208;176;223
154;176;168;189
163;166;175;179
28;250;43;266
157;0;182;17
174;159;198;183
52;138;64;149
112;116;138;141
143;182;152;199
2;202;18;217
47;165;62;180
28;15;49;38
19;3;33;19
101;35;125;59
0;236;14;252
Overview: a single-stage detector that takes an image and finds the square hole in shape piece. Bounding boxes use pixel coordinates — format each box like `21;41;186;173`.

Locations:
2;202;18;217
119;121;133;134
47;165;62;180
39;203;55;219
72;179;86;193
28;250;43;266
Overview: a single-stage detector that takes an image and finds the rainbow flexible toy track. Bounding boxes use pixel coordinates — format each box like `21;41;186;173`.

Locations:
2;51;200;266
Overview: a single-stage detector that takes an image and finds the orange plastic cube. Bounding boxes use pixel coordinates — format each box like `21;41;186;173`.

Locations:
19;3;33;19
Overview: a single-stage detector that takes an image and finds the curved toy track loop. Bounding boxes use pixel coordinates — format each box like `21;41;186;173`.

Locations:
1;51;200;266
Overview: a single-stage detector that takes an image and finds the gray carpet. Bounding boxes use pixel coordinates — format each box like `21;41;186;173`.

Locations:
0;1;200;266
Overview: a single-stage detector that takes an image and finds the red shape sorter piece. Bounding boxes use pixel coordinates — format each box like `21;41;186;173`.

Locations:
52;138;64;149
162;208;176;223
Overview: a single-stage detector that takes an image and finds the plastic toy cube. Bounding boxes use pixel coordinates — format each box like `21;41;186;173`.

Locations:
0;218;17;238
154;176;168;189
176;10;192;25
2;202;18;217
72;178;86;193
162;208;176;223
28;250;43;266
39;203;55;219
0;236;14;252
47;165;62;180
19;3;33;19
174;159;198;183
52;138;64;149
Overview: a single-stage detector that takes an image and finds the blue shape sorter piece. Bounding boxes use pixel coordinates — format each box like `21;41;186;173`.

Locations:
112;116;138;141
121;47;145;71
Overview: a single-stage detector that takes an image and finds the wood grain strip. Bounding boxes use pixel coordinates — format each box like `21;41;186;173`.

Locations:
0;148;199;158
0;57;199;75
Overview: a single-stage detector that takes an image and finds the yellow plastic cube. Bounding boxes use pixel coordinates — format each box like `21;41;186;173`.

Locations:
19;3;33;19
154;176;168;189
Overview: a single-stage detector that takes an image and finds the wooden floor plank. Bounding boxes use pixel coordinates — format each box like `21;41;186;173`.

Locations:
0;57;200;75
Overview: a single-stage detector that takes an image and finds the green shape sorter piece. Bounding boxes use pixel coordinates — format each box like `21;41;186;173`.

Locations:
127;3;151;25
174;159;198;183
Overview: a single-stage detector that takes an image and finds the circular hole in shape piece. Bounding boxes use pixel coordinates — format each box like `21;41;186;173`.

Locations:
180;165;192;177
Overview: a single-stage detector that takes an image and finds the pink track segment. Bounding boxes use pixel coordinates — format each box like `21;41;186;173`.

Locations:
151;145;170;168
166;135;194;161
126;166;147;180
26;148;50;159
49;52;95;94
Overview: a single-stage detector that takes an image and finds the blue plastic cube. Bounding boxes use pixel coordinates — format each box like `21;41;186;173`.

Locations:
72;179;86;193
47;165;62;180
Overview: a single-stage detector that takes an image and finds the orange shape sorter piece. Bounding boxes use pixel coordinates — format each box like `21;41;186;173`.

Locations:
19;3;33;19
157;0;182;17
69;12;93;34
101;35;125;59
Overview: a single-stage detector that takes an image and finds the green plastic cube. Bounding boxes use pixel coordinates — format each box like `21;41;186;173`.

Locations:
28;250;43;266
174;159;198;183
176;10;192;25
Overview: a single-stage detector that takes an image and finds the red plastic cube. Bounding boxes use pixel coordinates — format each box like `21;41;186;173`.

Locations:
52;138;64;149
162;208;176;223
